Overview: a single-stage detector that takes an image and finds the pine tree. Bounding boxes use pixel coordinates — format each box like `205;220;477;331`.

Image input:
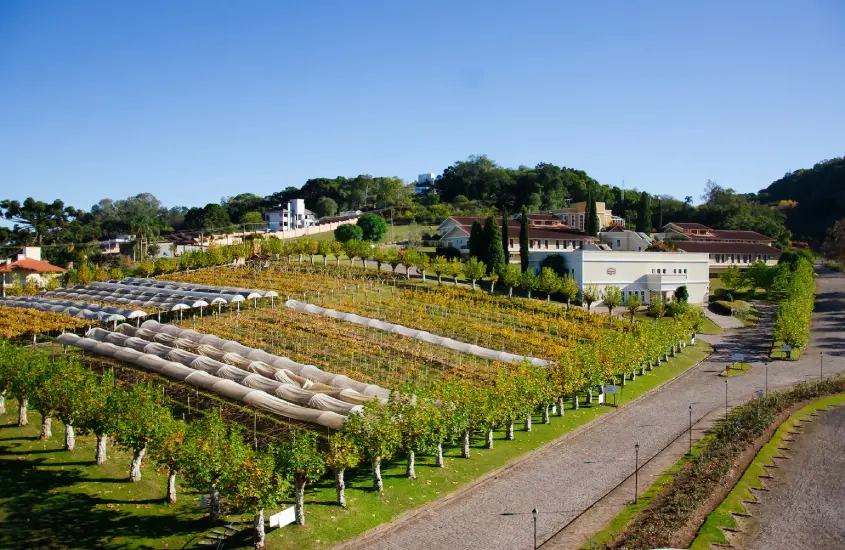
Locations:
636;191;651;234
501;209;510;263
483;215;505;275
519;206;530;273
468;221;483;259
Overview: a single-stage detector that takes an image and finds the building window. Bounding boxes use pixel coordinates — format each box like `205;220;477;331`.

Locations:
556;240;560;249
509;239;514;248
616;240;621;248
544;239;549;249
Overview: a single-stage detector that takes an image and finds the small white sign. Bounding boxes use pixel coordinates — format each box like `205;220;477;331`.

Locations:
200;495;208;506
731;353;744;362
597;393;605;405
780;345;793;352
603;385;620;394
269;507;296;528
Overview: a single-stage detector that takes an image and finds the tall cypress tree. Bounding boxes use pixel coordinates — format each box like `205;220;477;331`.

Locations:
501;209;510;263
657;198;663;230
586;192;600;237
483;215;505;275
636;192;651;234
519;206;530;272
468;220;483;259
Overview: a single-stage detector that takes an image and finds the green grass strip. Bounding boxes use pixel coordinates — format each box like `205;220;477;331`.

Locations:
719;362;751;377
690;393;845;549
769;341;802;361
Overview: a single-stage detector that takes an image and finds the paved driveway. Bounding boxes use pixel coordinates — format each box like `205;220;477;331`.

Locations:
337;267;845;550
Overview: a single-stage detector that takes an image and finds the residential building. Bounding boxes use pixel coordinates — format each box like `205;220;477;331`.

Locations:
655;223;782;269
413;173;436;195
598;226;653;252
265;199;316;231
98;234;133;255
437;216;597;256
0;247;65;295
548;202;625;231
530;249;710;305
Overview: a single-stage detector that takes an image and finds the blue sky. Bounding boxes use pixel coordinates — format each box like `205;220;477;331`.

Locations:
0;0;842;211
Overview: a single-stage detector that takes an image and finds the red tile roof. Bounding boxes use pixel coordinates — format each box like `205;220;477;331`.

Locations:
0;258;66;273
673;241;782;256
708;229;774;242
670;222;711;230
444;216;593;240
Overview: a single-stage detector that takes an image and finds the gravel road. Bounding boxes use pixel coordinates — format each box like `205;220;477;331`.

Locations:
338;267;845;550
747;404;845;550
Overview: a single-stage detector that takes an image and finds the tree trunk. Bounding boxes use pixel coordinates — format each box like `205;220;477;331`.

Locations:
461;430;471;459
509;286;513;297
434;442;444;467
253;509;266;549
558;396;565;416
95;434;108;464
547;294;550;302
294;474;306;525
18;398;28;426
471;279;476;290
166;470;177;504
573;394;579;410
40;414;52;440
65;422;75;451
524;414;532;432
129;446;146;482
490;280;495;292
372;456;383;492
486;429;494;449
210;483;221;521
323;256;327;266
406;450;416;479
334;468;347;508
506;421;514;440
527;290;531;299
542;405;550;424
0;390;5;415
437;273;442;284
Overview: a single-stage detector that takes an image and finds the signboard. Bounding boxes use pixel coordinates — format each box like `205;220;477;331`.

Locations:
200;495;208;506
779;345;792;352
731;353;744;363
602;384;620;394
269;507;296;528
606;267;617;276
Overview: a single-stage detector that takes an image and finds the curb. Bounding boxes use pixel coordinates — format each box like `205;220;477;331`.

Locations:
332;342;716;550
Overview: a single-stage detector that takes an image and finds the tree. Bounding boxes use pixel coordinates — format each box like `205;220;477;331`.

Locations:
29;356;66;441
330;240;345;265
148;416;189;503
468;221;484;260
110;382;172;482
431;255;449;284
448;257;463;284
315;197;339;218
721;265;743;294
317;240;333;266
182;412;250;521
345;400;401;492
462;257;486;290
322;432;360;508
77;369;118;464
540;254;568;277
823;218;845;263
241;211;265;228
519;206;530;272
601;286;623;319
54;359;96;451
586;191;600;236
357;214;388;242
0;198;73;245
558;276;579;309
674;285;689;303
501;264;521;296
520;269;538;299
582;285;600;311
647;296;666;319
483;215;505;275
275;429;325;525
501;209;510;263
625;293;643;323
335;223;363;243
414;251;430;282
538;267;560;302
393;393;440;479
230;448;289;550
399;248;418;279
636;192;651;234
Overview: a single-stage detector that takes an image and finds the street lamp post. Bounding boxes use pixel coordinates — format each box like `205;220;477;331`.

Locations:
688;405;693;456
725;379;729;418
765;363;768;397
634;443;640;504
532;508;538;550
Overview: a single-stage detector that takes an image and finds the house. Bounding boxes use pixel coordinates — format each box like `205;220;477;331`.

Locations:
437;216;597;256
532;249;710;305
547;202;625;231
598;226;653;252
0;247;65;296
265;199;316;231
655;223;781;269
98;234;133;255
413;173;436;195
155;233;206;258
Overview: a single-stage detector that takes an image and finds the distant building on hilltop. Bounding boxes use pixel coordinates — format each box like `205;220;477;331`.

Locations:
265;199;316;231
413;173;436;195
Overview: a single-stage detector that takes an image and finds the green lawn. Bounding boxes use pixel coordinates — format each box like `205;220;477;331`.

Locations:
0;341;713;550
719;362;751;377
699;316;724;335
690;393;845;549
709;276;771;303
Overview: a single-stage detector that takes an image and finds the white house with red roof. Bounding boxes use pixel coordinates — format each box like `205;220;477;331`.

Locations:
656;223;782;269
0;247;65;296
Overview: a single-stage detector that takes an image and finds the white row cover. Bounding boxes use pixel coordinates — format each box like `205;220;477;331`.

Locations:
42;288;221;311
56;331;349;430
137;319;392;400
284;299;552;368
123;277;278;300
0;296;146;323
87;281;245;304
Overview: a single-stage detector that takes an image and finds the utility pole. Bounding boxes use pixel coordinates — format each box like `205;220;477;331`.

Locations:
725;380;729;418
688;405;693;455
532;508;538;549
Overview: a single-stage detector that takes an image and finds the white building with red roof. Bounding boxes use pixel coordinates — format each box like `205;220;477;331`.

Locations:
0;247;65;296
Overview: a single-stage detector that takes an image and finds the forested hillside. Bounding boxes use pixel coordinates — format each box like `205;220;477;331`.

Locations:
757;157;845;246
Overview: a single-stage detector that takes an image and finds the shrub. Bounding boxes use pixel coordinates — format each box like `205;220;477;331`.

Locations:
666;300;689;318
357;214;388;242
540;254;568;277
335;224;364;243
